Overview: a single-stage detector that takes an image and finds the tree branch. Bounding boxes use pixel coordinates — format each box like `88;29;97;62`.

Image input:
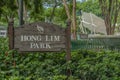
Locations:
62;0;71;19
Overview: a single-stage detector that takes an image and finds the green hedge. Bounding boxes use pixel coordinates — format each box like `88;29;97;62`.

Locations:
0;38;120;80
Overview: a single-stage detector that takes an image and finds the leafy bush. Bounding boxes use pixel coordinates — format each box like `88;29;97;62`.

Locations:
0;38;120;80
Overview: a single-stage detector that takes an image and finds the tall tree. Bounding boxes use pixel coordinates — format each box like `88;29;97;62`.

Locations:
32;0;44;21
99;0;120;35
72;0;76;40
62;0;77;40
49;0;63;22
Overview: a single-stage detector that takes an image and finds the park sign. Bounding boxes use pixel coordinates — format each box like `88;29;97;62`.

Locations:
8;22;70;52
8;20;72;76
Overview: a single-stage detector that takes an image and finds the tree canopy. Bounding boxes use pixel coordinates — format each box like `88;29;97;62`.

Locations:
0;0;120;35
99;0;120;35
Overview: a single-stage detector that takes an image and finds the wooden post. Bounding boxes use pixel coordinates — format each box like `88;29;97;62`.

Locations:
66;19;71;77
8;19;14;50
8;19;16;67
19;0;24;25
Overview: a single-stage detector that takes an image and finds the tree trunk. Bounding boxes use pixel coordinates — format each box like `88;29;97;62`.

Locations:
62;0;77;40
49;0;57;22
99;0;120;35
111;27;115;35
23;1;28;23
19;0;24;25
72;0;77;40
104;16;115;35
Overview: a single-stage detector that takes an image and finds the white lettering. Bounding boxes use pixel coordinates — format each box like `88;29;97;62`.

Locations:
30;42;39;48
45;35;50;41
46;44;51;48
30;42;51;49
21;35;42;41
21;35;24;41
51;36;53;41
54;36;60;41
45;35;60;41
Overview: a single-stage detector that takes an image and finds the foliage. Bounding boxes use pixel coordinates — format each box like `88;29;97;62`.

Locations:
0;0;18;26
0;38;120;80
99;0;120;35
76;0;102;17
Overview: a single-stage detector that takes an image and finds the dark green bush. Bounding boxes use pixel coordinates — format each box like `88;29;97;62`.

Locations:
0;38;120;80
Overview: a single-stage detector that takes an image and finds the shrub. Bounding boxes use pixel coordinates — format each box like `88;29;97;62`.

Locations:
0;38;120;80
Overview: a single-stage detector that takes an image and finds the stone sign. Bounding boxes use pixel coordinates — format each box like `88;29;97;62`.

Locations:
10;22;66;52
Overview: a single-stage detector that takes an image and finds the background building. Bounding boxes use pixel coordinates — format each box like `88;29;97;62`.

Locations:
0;26;7;38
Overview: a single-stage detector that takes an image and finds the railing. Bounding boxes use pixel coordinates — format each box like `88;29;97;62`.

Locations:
71;37;120;51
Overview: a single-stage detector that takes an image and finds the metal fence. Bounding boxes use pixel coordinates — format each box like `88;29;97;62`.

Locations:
71;37;120;51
